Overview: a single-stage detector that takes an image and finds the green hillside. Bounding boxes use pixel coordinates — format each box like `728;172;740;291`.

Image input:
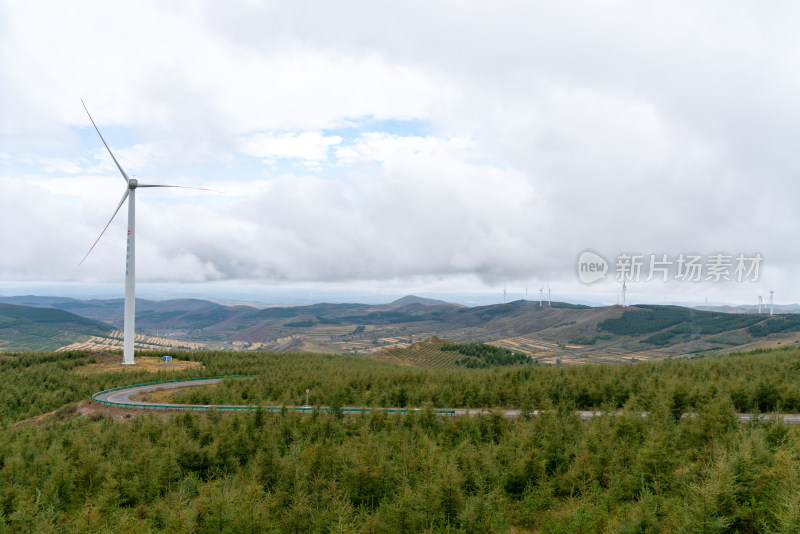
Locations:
369;338;533;369
0;303;114;352
594;305;800;350
598;305;765;340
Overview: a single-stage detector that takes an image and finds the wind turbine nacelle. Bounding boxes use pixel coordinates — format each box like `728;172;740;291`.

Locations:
128;178;138;188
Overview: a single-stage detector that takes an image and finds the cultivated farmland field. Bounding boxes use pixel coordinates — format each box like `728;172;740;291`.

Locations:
56;330;206;352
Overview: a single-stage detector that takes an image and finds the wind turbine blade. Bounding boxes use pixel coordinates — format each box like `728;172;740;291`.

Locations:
81;99;130;183
78;189;129;266
137;184;223;193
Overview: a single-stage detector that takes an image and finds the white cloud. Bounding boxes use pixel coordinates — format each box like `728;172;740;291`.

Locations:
238;132;341;162
334;133;475;164
0;177;112;280
0;1;451;151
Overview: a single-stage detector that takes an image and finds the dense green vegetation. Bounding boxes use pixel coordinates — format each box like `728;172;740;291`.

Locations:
749;315;800;337
286;316;342;328
440;342;531;369
284;320;317;328
7;395;800;532
0;352;197;425
640;330;677;346
599;306;691;335
600;305;771;347
166;348;800;414
5;348;800;531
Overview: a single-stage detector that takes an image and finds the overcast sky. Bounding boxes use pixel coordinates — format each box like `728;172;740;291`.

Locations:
2;1;799;306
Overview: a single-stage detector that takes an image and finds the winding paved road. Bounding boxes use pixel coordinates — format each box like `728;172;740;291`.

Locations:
92;378;800;423
94;378;229;410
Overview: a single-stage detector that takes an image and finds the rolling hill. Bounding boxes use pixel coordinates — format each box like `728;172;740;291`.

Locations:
0;303;114;352
5;295;800;361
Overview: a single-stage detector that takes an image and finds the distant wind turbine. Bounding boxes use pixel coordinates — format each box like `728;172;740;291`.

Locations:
547;283;551;306
78;99;213;365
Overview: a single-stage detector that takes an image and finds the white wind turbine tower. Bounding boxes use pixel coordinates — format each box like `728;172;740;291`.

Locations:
622;281;627;307
547;283;551;306
539;285;544;306
770;290;774;316
79;100;211;365
503;285;507;303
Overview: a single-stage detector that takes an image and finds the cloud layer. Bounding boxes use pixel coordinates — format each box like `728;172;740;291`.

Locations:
2;1;800;303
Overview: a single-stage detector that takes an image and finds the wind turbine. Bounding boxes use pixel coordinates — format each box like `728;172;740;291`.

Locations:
539;285;544;306
79;100;211;365
770;290;774;316
622;281;627;307
547;283;551;306
503;285;507;303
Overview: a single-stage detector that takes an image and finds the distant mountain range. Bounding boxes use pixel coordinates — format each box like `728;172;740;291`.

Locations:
0;302;114;352
0;294;457;328
3;294;800;362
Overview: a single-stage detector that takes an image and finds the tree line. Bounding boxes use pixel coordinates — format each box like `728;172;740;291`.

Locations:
165;347;800;414
440;342;531;369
